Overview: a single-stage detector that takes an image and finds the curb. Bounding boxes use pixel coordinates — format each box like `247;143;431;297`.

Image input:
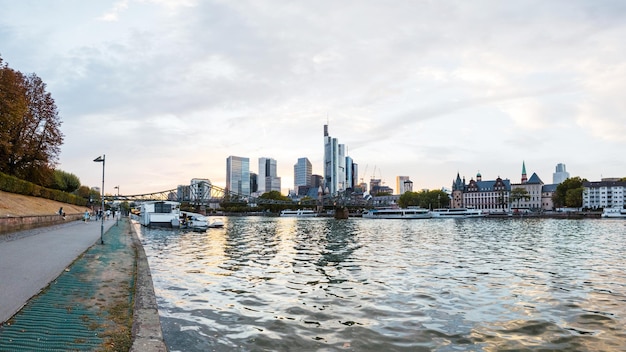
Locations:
130;222;168;352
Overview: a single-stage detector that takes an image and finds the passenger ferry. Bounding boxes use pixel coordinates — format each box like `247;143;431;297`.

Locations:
431;207;485;218
362;207;432;219
138;201;181;227
279;209;317;217
601;207;626;218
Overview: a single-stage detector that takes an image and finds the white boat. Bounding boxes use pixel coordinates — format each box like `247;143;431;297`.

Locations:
362;207;432;219
180;212;209;231
280;209;317;217
601;207;626;218
431;207;485;218
139;201;181;227
208;219;225;228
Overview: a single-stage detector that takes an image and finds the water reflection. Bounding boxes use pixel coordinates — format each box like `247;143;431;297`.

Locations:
137;218;626;351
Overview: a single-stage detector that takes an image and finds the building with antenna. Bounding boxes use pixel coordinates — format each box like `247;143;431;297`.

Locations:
323;124;346;195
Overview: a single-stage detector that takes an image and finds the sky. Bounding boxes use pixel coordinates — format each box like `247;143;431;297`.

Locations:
1;0;625;196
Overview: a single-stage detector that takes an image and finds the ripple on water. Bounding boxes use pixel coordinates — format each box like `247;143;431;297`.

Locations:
137;218;626;351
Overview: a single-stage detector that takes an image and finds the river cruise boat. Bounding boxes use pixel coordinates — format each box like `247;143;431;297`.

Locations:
280;209;317;217
362;207;432;219
139;201;181;227
431;207;485;218
601;207;626;218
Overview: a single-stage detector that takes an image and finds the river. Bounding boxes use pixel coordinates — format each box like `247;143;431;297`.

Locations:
136;217;626;351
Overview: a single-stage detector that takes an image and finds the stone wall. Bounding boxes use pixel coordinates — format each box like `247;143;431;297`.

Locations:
0;213;85;235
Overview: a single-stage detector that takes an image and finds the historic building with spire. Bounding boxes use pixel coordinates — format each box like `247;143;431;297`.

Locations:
510;161;545;211
451;171;511;212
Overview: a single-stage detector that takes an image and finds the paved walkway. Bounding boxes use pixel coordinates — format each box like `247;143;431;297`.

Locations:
0;218;115;323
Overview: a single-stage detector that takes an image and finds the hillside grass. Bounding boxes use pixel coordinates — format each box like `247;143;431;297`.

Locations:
0;190;90;217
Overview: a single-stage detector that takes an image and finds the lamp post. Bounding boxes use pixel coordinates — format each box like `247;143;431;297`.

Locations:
93;155;105;245
114;185;120;226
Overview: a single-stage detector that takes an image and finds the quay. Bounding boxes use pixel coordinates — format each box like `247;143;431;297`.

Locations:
0;217;166;351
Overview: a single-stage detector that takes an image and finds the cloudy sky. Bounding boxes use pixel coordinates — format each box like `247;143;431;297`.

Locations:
2;0;625;195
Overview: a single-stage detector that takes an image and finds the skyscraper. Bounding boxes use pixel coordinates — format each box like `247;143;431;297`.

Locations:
553;163;570;184
396;176;411;194
258;157;281;194
226;156;250;196
323;124;346;195
294;157;312;191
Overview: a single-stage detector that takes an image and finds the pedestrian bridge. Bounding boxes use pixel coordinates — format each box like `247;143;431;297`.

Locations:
107;183;370;207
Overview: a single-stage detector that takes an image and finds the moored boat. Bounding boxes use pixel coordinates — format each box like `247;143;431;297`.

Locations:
138;201;181;227
362;207;432;219
601;207;626;218
431;207;485;218
280;209;317;217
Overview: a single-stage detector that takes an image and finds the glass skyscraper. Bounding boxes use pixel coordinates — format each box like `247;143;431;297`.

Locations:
294;157;312;191
226;156;250;196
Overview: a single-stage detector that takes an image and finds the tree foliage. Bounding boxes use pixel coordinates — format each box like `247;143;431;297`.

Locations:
553;177;586;208
258;190;293;213
50;169;81;193
398;190;449;209
509;187;531;208
0;56;63;185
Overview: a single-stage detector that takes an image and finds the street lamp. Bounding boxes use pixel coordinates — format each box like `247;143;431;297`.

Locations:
93;155;105;245
114;185;120;226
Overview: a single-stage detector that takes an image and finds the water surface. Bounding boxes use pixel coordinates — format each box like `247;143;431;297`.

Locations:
137;217;626;351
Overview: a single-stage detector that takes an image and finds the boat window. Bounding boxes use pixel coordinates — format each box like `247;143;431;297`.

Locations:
155;203;172;213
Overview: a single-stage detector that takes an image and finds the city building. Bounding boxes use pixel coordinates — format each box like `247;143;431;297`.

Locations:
323;124;346;195
294;157;312;191
510;162;544;211
190;178;211;203
258;157;281;194
541;184;558;210
553;163;570;184
226;155;250;196
452;172;511;212
583;179;626;209
396;176;411;194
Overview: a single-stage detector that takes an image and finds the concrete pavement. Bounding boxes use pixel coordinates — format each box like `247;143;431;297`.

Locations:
0;218;115;323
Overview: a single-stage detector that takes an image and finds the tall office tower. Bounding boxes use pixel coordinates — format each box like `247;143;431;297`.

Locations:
311;174;323;188
226;156;250;196
259;157;281;193
553;163;570;184
345;156;354;190
351;161;358;190
294;157;312;191
396;176;411;194
323;124;346;195
250;173;258;193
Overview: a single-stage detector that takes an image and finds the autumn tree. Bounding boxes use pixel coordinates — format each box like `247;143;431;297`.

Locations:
0;56;63;185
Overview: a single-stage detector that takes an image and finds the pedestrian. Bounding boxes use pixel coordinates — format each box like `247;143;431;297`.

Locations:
84;210;90;222
58;207;63;216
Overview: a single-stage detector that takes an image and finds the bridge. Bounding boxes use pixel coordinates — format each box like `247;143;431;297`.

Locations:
105;183;372;209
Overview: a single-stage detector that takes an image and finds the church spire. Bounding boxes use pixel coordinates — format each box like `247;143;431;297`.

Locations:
521;161;527;183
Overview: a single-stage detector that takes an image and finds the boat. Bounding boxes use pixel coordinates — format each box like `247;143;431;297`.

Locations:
138;201;181;227
180;212;209;231
431;207;485;218
208;219;225;228
601;207;626;218
362;207;432;219
279;209;317;217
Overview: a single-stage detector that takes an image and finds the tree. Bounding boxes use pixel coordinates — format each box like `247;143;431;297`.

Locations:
258;191;293;213
398;190;449;209
50;170;81;193
0;56;63;185
553;177;586;208
509;187;531;208
565;188;583;208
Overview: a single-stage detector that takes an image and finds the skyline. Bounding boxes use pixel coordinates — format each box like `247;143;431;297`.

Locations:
1;1;625;196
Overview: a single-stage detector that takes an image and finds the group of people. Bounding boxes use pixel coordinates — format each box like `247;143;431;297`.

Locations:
82;209;115;222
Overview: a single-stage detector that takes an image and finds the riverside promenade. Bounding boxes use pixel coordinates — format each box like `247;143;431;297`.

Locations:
0;217;166;351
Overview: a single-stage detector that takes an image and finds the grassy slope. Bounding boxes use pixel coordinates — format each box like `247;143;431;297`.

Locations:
0;190;90;217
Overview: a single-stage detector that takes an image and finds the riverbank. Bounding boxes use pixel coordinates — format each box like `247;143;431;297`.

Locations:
0;217;166;351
